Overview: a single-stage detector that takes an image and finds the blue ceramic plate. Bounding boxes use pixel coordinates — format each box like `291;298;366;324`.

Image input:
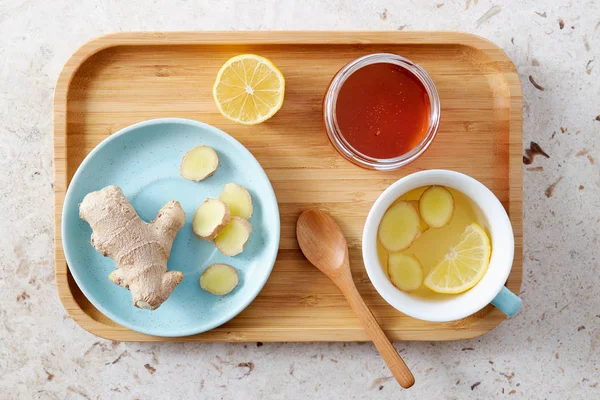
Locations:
62;118;280;337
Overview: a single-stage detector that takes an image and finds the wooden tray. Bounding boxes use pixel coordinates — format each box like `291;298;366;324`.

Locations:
54;32;522;342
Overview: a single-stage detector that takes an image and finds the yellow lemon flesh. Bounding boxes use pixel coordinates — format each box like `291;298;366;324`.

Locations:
423;223;491;294
213;54;285;125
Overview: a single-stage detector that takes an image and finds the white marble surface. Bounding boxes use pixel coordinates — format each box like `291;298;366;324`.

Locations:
1;0;599;398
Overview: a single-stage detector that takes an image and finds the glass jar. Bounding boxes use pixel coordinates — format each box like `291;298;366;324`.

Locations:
323;53;440;170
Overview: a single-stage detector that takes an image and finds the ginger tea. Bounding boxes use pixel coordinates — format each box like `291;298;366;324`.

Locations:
377;187;490;300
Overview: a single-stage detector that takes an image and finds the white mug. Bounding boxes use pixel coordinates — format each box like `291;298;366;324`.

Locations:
362;170;521;322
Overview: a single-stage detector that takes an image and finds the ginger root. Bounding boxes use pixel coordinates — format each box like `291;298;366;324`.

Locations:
79;185;185;310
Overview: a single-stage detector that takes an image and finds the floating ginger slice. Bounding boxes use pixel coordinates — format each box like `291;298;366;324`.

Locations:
219;182;253;219
418;186;454;228
214;217;252;256
388;253;423;292
200;264;239;295
180;146;219;181
378;201;421;252
192;199;230;240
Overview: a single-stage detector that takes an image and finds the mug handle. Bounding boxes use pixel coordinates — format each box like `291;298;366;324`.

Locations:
490;286;522;317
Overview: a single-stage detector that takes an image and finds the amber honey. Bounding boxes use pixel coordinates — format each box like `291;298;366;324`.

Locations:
336;63;431;159
324;53;440;170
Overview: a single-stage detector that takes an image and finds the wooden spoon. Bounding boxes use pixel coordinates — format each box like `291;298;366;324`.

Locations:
296;209;415;389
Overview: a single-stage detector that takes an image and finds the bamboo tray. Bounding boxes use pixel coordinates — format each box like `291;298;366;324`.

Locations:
54;31;522;342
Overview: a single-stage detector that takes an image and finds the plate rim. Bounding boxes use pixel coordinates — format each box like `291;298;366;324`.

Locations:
61;117;280;337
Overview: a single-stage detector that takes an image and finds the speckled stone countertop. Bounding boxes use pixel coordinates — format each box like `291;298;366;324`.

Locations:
1;0;598;399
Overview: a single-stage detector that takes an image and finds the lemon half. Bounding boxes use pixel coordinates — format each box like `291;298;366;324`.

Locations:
213;54;285;125
424;223;491;294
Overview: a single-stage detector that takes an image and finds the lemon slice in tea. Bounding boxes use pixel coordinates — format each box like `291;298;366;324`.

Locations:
213;54;285;125
424;223;491;294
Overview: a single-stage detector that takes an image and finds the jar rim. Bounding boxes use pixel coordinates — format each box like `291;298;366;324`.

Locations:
323;53;441;171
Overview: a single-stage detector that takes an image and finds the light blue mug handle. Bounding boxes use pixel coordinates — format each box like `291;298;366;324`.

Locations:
490;286;522;317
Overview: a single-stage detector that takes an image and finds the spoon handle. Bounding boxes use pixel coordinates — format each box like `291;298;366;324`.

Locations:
338;275;415;389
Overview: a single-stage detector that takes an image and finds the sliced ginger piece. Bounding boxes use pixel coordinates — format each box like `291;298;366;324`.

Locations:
180;146;219;181
219;182;253;219
409;200;430;233
378;201;421;252
388;253;423;292
419;186;455;228
214;217;252;256
192;199;230;240
200;264;239;295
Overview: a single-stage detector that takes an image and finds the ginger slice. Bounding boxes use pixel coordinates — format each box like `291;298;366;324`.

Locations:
378;201;421;252
214;217;252;256
409;200;430;233
79;185;185;310
418;186;455;228
180;146;219;181
219;182;253;219
192;199;230;240
388;253;423;292
200;264;239;295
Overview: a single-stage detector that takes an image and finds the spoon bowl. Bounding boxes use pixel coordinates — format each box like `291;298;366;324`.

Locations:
296;209;348;279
